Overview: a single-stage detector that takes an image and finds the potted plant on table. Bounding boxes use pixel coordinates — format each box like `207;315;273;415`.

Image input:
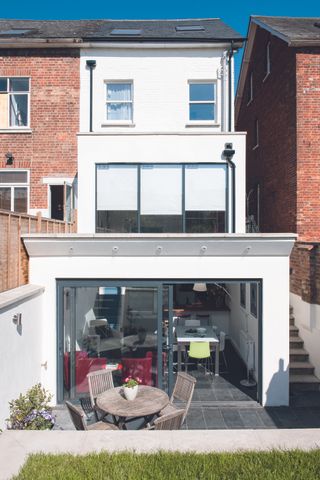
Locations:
122;376;142;401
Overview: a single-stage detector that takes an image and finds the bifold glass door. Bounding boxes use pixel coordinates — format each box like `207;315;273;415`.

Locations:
58;282;171;401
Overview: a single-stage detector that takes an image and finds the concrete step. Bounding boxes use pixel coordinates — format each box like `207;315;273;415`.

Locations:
290;325;299;337
290;374;320;392
290;348;309;362
290;315;295;326
290;336;304;349
289;362;315;375
290;305;294;315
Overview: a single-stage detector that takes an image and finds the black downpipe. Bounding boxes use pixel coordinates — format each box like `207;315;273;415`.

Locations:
86;60;96;132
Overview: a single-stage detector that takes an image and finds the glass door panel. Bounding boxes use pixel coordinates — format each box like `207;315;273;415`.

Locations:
61;284;162;400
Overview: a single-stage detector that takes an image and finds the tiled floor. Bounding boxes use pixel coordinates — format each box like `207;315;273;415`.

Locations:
54;341;320;431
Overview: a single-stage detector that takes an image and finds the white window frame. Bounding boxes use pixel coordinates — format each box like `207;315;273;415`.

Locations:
263;42;271;82
253;119;259;150
103;80;134;125
0;169;30;212
247;72;253;105
0;77;31;129
188;80;217;124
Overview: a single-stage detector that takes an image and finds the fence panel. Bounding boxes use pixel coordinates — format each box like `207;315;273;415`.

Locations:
0;209;76;293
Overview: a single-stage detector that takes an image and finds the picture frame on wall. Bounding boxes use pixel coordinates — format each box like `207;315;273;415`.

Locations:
250;283;258;317
240;283;246;308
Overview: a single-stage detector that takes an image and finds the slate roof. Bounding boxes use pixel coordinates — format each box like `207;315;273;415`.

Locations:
0;18;244;43
253;16;320;46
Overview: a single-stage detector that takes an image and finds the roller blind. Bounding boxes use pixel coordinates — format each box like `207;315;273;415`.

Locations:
97;165;137;211
185;164;226;211
140;165;182;215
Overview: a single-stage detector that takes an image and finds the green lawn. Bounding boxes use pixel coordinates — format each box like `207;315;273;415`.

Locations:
13;450;320;480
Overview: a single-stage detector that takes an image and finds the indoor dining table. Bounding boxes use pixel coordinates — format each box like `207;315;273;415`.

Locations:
175;325;220;376
96;385;169;429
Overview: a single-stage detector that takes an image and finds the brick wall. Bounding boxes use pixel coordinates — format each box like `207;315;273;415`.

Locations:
296;48;320;242
236;27;297;234
291;242;320;304
0;48;80;210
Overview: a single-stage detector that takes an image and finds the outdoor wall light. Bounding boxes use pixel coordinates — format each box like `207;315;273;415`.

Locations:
112;246;119;254
200;245;207;254
69;247;74;255
156;246;163;254
223;143;235;159
5;152;14;165
12;313;22;326
243;246;252;255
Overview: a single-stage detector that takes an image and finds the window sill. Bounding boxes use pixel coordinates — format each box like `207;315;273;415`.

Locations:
0;128;32;134
185;121;220;127
101;122;135;127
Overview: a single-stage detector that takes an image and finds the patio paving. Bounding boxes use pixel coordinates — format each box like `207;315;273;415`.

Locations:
54;341;320;431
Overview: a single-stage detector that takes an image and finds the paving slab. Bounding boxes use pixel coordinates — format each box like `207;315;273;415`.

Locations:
1;429;320;480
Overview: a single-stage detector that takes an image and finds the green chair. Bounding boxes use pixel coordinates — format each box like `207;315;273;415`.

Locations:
187;342;213;375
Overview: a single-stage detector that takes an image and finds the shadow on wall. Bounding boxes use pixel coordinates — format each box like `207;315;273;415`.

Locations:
265;358;288;406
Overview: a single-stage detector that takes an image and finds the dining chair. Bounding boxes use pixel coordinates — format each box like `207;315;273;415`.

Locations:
152;409;185;430
87;369;114;420
187;341;213;375
65;401;119;431
159;371;196;424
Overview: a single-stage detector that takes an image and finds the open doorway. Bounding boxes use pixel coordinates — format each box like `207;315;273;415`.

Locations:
50;184;72;221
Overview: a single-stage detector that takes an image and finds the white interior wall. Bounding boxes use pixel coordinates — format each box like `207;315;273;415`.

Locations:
227;282;259;381
28;253;290;407
291;292;320;379
0;286;44;430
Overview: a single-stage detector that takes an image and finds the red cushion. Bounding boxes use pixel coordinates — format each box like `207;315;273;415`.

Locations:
121;356;153;386
75;357;107;393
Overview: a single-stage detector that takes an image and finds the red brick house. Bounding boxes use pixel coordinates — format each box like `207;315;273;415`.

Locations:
235;16;320;382
0;22;80;220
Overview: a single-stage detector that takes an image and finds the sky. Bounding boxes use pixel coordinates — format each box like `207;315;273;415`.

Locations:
1;0;319;84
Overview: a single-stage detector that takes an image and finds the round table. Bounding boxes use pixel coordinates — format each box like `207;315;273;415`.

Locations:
96;385;169;429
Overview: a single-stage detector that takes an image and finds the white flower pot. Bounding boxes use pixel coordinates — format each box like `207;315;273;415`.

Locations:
123;385;138;401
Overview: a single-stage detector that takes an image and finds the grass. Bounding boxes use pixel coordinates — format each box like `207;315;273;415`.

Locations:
13;450;320;480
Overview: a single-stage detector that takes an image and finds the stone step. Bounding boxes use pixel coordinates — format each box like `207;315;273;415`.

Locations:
290;336;304;349
290;374;320;392
290;305;294;315
290;348;309;362
289;362;315;375
290;316;295;326
290;325;299;337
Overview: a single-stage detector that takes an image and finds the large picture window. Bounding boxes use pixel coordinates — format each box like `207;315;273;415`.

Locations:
96;164;227;234
0;170;29;212
0;77;30;128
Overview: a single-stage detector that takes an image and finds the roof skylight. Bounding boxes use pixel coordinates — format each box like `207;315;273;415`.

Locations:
175;25;205;32
110;29;142;36
0;29;33;36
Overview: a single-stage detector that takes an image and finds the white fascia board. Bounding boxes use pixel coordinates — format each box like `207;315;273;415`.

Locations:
23;233;296;258
235;21;257;121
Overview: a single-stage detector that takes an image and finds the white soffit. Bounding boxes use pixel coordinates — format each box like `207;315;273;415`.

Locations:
23;234;296;257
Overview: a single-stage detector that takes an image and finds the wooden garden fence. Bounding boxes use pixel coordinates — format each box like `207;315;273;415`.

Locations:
0;209;76;293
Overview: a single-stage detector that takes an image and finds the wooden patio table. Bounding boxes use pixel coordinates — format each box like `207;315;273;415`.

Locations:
96;385;169;429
